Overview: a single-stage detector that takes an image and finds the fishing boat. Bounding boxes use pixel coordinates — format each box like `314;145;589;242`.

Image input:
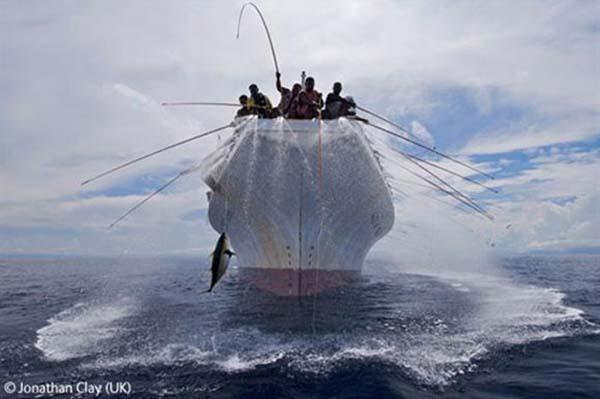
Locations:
81;3;495;297
201;116;395;295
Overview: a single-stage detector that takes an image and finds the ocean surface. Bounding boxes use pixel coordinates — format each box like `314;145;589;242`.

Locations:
0;255;598;398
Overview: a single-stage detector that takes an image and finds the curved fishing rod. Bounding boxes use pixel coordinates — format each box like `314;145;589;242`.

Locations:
81;122;234;186
237;2;280;74
362;120;495;180
108;164;202;229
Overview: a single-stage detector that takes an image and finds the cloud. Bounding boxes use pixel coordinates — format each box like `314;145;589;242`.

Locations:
481;147;600;252
462;120;599;155
1;0;598;254
410;120;435;148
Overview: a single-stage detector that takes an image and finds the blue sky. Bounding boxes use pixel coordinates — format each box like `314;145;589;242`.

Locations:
1;0;598;255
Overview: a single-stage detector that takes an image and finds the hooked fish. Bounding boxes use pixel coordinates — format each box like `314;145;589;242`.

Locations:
207;232;235;292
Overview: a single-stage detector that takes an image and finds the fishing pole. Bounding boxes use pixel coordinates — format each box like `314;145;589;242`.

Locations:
380;141;490;215
391;177;482;222
81;122;234;186
162;101;239;107
108;164;202;229
363;120;495;179
381;145;499;194
421;172;493;221
356;105;431;145
402;154;489;216
377;138;491;216
161;101;270;110
404;152;499;194
237;2;280;74
397;163;493;220
367;128;498;194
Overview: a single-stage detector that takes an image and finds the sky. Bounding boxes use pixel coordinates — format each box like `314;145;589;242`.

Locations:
1;0;599;255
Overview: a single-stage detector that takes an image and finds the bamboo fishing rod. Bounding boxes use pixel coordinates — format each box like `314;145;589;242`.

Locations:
161;101;239;107
81;122;235;186
237;2;280;74
159;103;496;189
363;120;495;179
356;105;430;145
161;102;270;110
376;138;491;217
108;164;202;228
160;103;496;192
403;152;499;194
396;163;493;220
368;128;498;194
402;154;490;216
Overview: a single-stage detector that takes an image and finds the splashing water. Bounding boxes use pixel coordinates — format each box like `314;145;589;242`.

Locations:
12;120;598;395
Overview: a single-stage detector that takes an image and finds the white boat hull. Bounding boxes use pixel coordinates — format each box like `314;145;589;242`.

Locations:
201;117;394;295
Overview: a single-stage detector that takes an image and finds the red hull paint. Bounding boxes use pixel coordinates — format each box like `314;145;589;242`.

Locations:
239;268;359;296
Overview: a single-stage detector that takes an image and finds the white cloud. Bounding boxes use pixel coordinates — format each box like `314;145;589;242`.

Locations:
482;149;600;252
410;120;435;148
462;120;599;155
1;0;598;254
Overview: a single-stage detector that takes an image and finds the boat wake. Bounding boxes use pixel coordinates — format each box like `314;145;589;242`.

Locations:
34;271;598;387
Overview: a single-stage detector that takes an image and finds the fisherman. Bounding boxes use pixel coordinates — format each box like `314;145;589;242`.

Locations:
236;94;253;118
324;82;356;119
288;91;313;119
285;83;302;117
247;83;273;118
275;72;302;117
301;76;323;118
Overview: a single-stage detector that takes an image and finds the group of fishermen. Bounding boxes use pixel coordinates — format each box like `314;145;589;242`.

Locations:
236;73;356;120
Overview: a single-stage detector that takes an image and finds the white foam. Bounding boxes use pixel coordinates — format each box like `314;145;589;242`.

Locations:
79;289;598;386
216;351;286;372
52;273;597;388
88;343;212;369
35;298;136;361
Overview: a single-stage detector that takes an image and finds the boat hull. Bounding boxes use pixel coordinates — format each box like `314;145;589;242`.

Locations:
202;117;394;295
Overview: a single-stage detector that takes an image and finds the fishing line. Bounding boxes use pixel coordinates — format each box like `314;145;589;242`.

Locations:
312;112;324;334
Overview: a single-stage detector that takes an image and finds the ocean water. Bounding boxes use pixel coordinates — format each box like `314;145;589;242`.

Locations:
0;255;598;398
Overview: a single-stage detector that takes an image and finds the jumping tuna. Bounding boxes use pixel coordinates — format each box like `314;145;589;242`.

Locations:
207;232;235;292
